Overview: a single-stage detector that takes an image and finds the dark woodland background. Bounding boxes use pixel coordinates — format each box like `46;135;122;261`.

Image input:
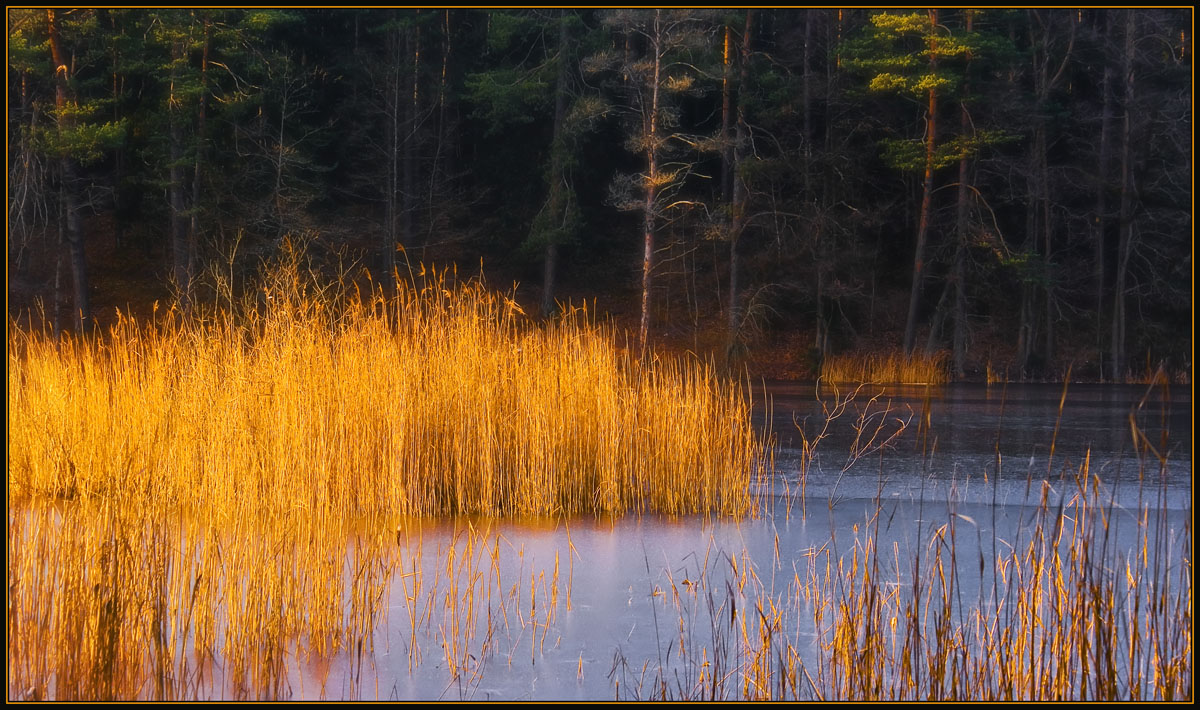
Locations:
7;9;1192;380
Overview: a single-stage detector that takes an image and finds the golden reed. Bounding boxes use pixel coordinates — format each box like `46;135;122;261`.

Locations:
821;350;950;385
7;251;770;699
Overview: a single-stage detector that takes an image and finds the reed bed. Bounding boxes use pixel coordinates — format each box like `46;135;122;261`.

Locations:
10;251;1189;701
615;484;1191;702
7;252;768;700
821;350;950;385
7;492;398;701
613;397;1191;702
798;477;1192;701
8;265;766;520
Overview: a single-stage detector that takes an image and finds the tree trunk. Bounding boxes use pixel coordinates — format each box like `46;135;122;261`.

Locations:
443;11;458;184
436;10;451;185
273;81;288;240
1110;10;1136;381
902;9;939;354
802;11;812;168
541;10;571;317
54;214;64;336
925;279;952;355
47;9;91;331
720;23;733;210
1017;120;1048;375
951;10;974;378
404;23;419;253
639;10;662;352
169;50;191;306
384;24;403;288
105;12;126;253
1025;10;1075;374
815;252;826;355
951;114;970;376
1094;17;1114;371
728;10;753;335
816;10;839;356
64;159;89;329
425;8;458;232
190;17;209;273
1038;121;1054;367
1016;190;1037;372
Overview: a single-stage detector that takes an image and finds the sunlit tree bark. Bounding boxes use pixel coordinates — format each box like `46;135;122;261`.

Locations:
46;9;90;330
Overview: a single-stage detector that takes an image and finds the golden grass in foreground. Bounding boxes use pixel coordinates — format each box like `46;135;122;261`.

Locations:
821;350;950;385
7;495;396;700
8;265;767;520
7;255;769;699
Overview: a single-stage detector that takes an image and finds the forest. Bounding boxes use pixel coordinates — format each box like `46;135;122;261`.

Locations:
5;10;1194;702
7;8;1192;382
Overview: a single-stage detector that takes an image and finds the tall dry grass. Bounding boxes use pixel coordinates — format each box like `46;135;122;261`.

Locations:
7;246;770;699
625;494;1191;703
8;251;766;520
793;468;1192;701
612;389;1191;702
821;350;950;385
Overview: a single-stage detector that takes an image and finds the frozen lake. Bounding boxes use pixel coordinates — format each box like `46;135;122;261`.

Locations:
280;381;1192;701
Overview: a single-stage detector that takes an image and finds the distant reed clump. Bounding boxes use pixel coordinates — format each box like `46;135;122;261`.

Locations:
7;256;768;521
821;350;950;385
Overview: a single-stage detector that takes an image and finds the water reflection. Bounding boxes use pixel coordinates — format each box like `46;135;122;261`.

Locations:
10;382;1190;700
294;381;1190;699
307;489;1190;701
764;381;1191;510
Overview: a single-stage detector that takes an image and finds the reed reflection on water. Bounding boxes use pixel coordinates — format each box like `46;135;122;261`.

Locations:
7;378;1191;701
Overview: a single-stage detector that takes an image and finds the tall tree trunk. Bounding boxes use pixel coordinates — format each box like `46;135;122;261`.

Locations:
720;23;733;210
950;179;969;375
728;10;753;335
639;10;662;351
443;11;458;183
436;9;451;185
169;49;191;306
404;22;419;253
1023;33;1048;373
815;252;826;355
802;11;812;168
427;8;458;227
190;17;209;270
1094;17;1114;372
1038;120;1054;366
383;25;403;288
47;9;91;331
542;10;571;317
1110;10;1136;381
1016;186;1037;372
54;211;65;336
272;81;288;240
1018;11;1075;374
1017;120;1047;374
925;279;952;354
64;160;89;329
950;10;974;377
902;9;939;354
169;117;190;296
105;10;126;253
817;10;839;356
